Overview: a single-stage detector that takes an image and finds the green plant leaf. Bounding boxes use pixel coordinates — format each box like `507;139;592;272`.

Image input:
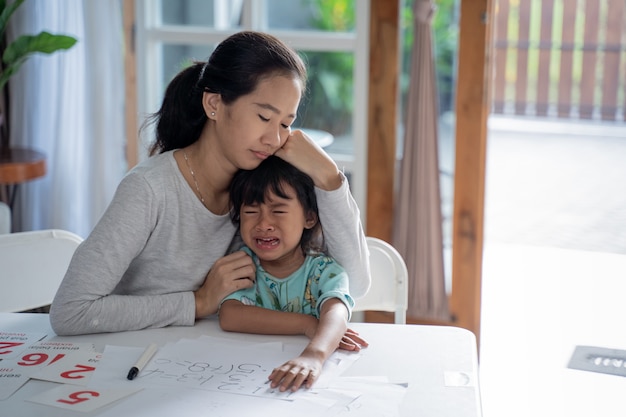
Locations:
0;58;22;91
3;32;77;65
0;0;24;38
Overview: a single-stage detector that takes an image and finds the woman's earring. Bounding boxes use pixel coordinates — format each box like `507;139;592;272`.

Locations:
210;112;216;117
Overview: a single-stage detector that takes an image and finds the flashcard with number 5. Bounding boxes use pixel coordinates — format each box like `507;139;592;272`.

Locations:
32;351;102;385
27;385;142;412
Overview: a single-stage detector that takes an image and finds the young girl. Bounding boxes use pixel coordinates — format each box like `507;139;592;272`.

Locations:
220;155;367;392
50;31;370;336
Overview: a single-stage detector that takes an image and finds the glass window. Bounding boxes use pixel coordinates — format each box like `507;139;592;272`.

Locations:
267;0;355;32
160;0;228;27
136;0;368;215
161;44;215;89
295;50;354;147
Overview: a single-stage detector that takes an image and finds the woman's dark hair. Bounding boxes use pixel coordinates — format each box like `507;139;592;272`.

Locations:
147;31;307;155
229;155;323;254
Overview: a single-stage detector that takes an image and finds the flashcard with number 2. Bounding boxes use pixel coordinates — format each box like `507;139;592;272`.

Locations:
27;385;142;412
32;350;102;385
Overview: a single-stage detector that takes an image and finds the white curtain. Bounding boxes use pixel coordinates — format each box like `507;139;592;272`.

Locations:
7;0;126;238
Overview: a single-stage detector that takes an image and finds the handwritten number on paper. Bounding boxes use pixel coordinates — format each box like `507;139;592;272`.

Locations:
57;390;100;405
140;357;270;395
237;363;261;373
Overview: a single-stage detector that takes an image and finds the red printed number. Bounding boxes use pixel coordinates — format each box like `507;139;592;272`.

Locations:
18;353;66;366
0;341;24;355
60;364;96;379
57;390;100;405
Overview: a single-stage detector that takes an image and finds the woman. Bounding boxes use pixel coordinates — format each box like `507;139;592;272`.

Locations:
50;31;370;336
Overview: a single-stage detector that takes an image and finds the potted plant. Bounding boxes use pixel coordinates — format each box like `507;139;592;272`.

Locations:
0;0;77;153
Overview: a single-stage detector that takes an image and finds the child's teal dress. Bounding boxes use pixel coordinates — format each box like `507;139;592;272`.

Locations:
221;246;354;318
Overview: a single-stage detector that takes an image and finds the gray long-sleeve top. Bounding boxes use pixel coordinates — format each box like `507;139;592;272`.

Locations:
49;151;370;335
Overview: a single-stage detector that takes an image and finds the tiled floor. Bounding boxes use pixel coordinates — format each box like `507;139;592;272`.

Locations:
479;116;626;417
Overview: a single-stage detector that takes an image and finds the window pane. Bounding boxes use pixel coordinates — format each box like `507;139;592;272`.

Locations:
160;0;241;28
157;0;356;32
267;0;355;32
294;50;354;154
161;44;216;93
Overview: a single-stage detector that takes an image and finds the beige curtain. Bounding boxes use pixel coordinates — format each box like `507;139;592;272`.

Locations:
392;0;449;321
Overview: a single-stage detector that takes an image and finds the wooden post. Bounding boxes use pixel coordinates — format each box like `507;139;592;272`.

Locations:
366;0;399;242
449;0;494;347
123;0;138;169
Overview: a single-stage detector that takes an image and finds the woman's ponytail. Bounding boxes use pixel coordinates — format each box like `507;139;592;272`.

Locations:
147;62;206;155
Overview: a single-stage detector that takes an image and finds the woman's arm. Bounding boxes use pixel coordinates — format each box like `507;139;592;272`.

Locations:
50;173;187;335
275;130;371;298
315;180;370;298
267;299;349;392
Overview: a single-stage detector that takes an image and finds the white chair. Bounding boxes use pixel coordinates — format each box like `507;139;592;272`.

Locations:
0;229;83;312
0;201;10;234
353;237;409;324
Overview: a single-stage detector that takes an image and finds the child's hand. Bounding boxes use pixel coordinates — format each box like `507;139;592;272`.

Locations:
268;351;324;392
338;328;369;351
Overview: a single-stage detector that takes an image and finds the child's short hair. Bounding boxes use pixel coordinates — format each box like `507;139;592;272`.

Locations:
229;155;324;253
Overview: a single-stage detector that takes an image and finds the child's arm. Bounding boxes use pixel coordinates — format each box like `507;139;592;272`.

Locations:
268;298;349;392
219;299;319;336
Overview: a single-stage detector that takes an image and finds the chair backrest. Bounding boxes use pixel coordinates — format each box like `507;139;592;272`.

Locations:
0;229;83;312
353;237;409;324
0;201;10;234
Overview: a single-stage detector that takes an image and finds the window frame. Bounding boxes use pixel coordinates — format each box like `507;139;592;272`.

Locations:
133;0;370;219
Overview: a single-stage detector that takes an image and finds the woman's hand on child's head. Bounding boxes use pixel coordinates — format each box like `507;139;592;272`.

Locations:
193;251;256;318
274;130;343;191
338;328;369;352
268;350;324;392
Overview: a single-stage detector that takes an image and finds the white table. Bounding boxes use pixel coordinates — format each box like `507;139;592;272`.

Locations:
1;313;482;417
480;244;626;417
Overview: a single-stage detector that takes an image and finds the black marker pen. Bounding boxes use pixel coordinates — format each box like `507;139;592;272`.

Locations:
127;343;158;380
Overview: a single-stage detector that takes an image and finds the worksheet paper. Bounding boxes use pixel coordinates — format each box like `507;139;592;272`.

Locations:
90;337;358;400
18;335;407;416
89;368;407;417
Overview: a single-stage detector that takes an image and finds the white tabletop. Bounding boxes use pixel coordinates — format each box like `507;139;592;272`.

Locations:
1;313;481;417
480;244;626;417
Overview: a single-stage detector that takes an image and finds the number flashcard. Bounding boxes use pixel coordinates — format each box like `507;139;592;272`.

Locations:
0;331;47;359
31;350;102;385
27;385;142;412
0;365;30;400
0;340;97;400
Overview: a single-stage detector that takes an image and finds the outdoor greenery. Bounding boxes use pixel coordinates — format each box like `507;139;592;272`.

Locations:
296;0;354;136
401;0;458;116
298;0;459;136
